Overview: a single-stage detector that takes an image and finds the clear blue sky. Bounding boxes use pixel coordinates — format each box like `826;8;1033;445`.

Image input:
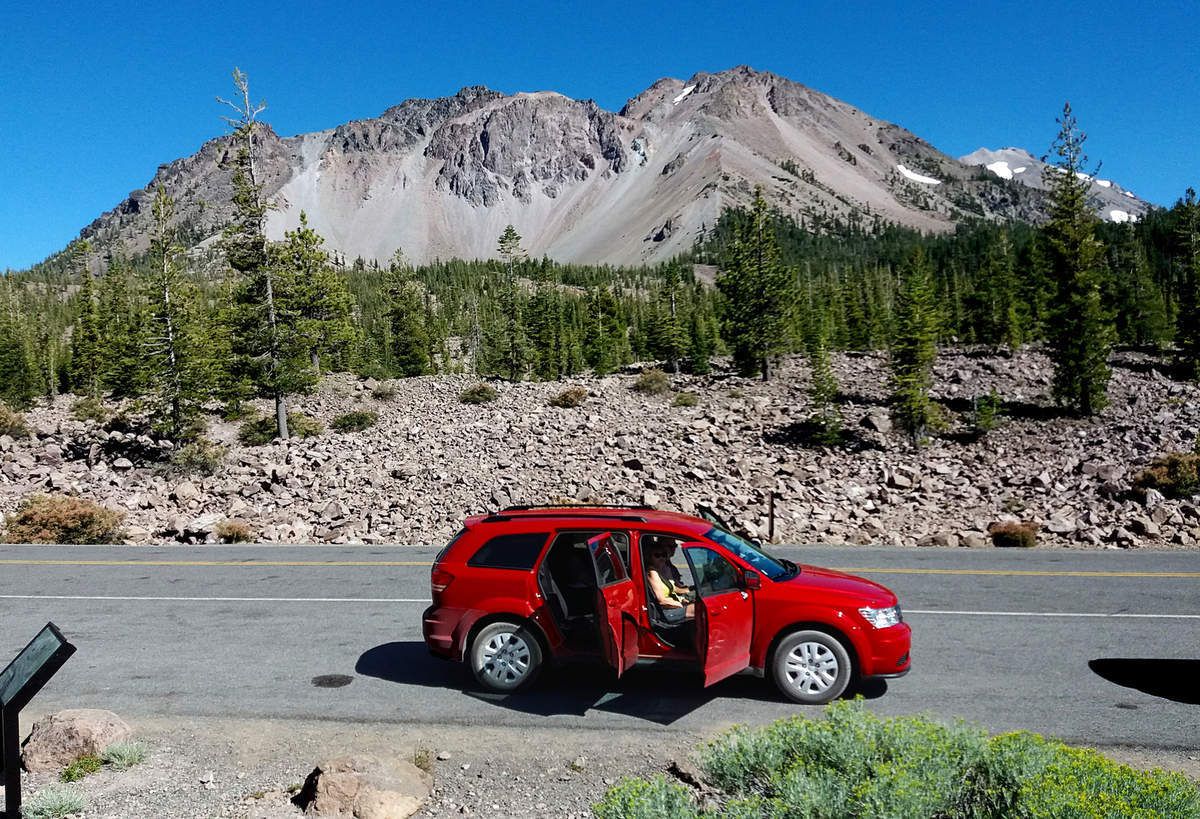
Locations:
2;0;1197;270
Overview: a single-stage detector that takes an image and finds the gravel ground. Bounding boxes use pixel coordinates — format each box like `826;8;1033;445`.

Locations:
3;714;1197;818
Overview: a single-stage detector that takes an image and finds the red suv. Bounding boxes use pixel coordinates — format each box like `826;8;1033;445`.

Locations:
422;506;910;704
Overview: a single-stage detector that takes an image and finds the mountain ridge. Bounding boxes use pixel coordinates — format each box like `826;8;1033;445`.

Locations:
68;66;1152;268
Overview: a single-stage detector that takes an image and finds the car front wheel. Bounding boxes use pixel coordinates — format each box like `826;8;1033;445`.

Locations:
772;629;853;704
470;620;543;693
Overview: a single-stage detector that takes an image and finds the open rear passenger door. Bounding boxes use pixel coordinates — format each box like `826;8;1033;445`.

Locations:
587;532;639;678
682;543;754;686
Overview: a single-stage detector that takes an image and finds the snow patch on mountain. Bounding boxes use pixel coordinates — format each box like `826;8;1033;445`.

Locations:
672;85;696;104
897;164;941;185
1096;179;1112;188
986;161;1013;180
1109;209;1136;223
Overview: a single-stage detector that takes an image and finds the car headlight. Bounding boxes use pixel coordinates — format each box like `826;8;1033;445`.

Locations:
859;605;902;629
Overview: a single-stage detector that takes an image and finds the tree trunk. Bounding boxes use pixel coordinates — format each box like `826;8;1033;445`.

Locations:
275;392;289;440
310;349;321;375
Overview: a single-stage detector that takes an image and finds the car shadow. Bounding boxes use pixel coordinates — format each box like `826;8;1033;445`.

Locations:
356;642;885;725
1088;658;1200;705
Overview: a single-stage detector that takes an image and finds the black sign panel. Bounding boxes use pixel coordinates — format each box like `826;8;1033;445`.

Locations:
0;623;75;713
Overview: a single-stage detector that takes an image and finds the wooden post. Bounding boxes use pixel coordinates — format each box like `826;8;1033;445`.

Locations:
768;492;776;543
1;708;20;819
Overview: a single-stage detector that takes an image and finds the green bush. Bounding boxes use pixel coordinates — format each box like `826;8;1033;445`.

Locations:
672;391;699;408
170;438;227;476
70;396;110;423
214;519;253;543
549;386;589;408
0;402;29;437
632;368;671;395
460;382;498;404
331;410;378;432
2;494;125;544
371;381;399;401
988;520;1039;548
594;702;1200;819
1134;452;1200;499
593;775;696;819
22;784;87;819
101;740;149;771
60;753;102;782
971;388;1003;435
238;412;324;445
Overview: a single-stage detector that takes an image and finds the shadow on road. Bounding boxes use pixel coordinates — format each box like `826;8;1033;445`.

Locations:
1088;658;1200;704
355;641;885;725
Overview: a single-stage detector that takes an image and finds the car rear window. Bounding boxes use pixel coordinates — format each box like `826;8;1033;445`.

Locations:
467;532;550;570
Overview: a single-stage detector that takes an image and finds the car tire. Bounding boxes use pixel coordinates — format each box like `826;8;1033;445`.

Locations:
470;620;543;693
771;629;853;705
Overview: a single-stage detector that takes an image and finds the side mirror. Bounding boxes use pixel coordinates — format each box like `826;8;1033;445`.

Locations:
743;570;762;591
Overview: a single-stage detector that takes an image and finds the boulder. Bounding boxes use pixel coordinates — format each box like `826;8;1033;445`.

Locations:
21;709;132;773
296;754;431;818
861;409;892;434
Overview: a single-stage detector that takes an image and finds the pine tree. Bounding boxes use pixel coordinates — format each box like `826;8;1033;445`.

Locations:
0;280;37;408
69;241;102;397
488;225;529;380
143;186;212;440
1042;103;1114;415
1176;187;1200;378
220;68;309;438
98;255;147;398
649;265;687;373
1109;225;1168;347
805;316;841;444
890;247;941;442
386;252;430;376
716;190;795;379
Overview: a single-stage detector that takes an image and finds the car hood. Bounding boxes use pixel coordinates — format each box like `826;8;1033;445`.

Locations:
783;564;898;607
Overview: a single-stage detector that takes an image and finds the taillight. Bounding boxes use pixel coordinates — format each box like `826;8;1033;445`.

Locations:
431;568;455;595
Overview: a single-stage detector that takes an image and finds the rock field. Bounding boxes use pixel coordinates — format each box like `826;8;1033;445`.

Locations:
1;348;1198;549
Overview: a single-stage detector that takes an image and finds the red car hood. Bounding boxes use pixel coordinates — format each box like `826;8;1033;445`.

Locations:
784;564;898;607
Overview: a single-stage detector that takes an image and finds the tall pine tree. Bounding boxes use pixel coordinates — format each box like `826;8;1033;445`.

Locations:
890;248;941;442
386;251;430;376
1176;187;1200;379
69;240;102;397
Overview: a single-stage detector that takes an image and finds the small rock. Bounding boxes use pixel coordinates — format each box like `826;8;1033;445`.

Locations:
112;457;134;470
21;709;132;773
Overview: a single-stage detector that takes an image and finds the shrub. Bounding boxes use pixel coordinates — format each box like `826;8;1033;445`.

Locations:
1134;452;1200;499
214;519;253;543
593;775;696;819
549;386;588;408
101;740;148;771
70;396;109;423
331;410;378;432
988;520;1039;548
632;368;671;395
460;382;498;404
0;402;29;437
170;438;227;476
371;381;399;401
411;747;434;775
60;754;102;782
2;495;125;544
672;391;699;408
971;388;1003;435
22;784;87;819
239;412;324;445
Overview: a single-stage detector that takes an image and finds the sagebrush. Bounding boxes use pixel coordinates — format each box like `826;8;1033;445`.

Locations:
0;402;29;437
2;495;125;544
549;386;588;408
632;368;671;395
331;410;378;432
460;382;498;404
988;520;1039;548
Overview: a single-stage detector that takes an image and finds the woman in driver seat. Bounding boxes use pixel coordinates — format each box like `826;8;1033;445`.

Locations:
646;542;694;622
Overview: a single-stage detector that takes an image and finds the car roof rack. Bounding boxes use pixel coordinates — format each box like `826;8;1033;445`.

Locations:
501;503;653;512
483;511;648;523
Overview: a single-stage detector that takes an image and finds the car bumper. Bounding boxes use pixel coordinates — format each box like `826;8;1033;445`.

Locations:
862;622;911;677
423;604;463;661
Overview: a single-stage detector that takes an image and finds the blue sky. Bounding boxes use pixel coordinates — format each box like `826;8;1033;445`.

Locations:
2;0;1197;270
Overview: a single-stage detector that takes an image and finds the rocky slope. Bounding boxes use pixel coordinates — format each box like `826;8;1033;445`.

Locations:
69;67;1152;269
2;350;1197;549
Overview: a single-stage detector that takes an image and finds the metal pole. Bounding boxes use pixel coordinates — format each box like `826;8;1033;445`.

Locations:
768;492;776;543
1;708;20;819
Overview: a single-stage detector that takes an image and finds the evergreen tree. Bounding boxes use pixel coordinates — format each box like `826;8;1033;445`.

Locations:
220;68;309;438
716;190;795;379
649;265;687;373
97;255;147;398
1109;225;1168;347
583;288;625;375
0;280;37;408
1176;187;1200;378
143;186;212;440
69;241;102;397
889;248;941;442
1042;103;1114;415
487;226;529;380
386;252;430;376
805;316;841;444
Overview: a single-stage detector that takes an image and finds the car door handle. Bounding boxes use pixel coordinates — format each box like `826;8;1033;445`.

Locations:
710;605;727;617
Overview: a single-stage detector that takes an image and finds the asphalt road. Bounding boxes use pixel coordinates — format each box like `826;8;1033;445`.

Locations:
1;544;1197;749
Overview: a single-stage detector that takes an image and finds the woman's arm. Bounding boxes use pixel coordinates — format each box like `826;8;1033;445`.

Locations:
647;570;683;608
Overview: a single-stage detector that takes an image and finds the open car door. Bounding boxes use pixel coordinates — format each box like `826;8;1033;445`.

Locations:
682;543;754;686
587;532;639;678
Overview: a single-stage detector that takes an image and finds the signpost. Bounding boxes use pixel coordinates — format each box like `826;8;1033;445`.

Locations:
0;623;75;819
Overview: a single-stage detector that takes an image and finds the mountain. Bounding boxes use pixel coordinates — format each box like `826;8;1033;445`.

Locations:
72;67;1148;267
959;147;1151;223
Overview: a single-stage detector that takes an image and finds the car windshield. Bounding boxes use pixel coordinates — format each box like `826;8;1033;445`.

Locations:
704;527;791;581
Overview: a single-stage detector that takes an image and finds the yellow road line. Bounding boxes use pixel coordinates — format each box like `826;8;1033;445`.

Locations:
0;559;1196;578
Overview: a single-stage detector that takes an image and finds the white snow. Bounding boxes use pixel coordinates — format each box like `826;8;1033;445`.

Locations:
896;164;942;185
672;85;696;104
1108;209;1139;223
1123;190;1137;199
1013;166;1027;174
1096;179;1112;188
985;161;1013;180
1075;171;1091;181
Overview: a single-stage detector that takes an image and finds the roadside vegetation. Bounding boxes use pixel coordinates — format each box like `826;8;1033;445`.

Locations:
1;494;125;544
594;701;1200;818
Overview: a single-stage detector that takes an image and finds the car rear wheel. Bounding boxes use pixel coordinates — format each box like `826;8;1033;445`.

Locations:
470;620;543;693
772;629;853;704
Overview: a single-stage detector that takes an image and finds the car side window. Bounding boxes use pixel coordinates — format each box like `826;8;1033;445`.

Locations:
589;534;629;587
550;530;630;573
682;547;740;598
467;532;550;570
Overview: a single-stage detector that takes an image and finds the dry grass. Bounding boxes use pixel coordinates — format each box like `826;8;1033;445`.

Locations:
2;494;125;544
